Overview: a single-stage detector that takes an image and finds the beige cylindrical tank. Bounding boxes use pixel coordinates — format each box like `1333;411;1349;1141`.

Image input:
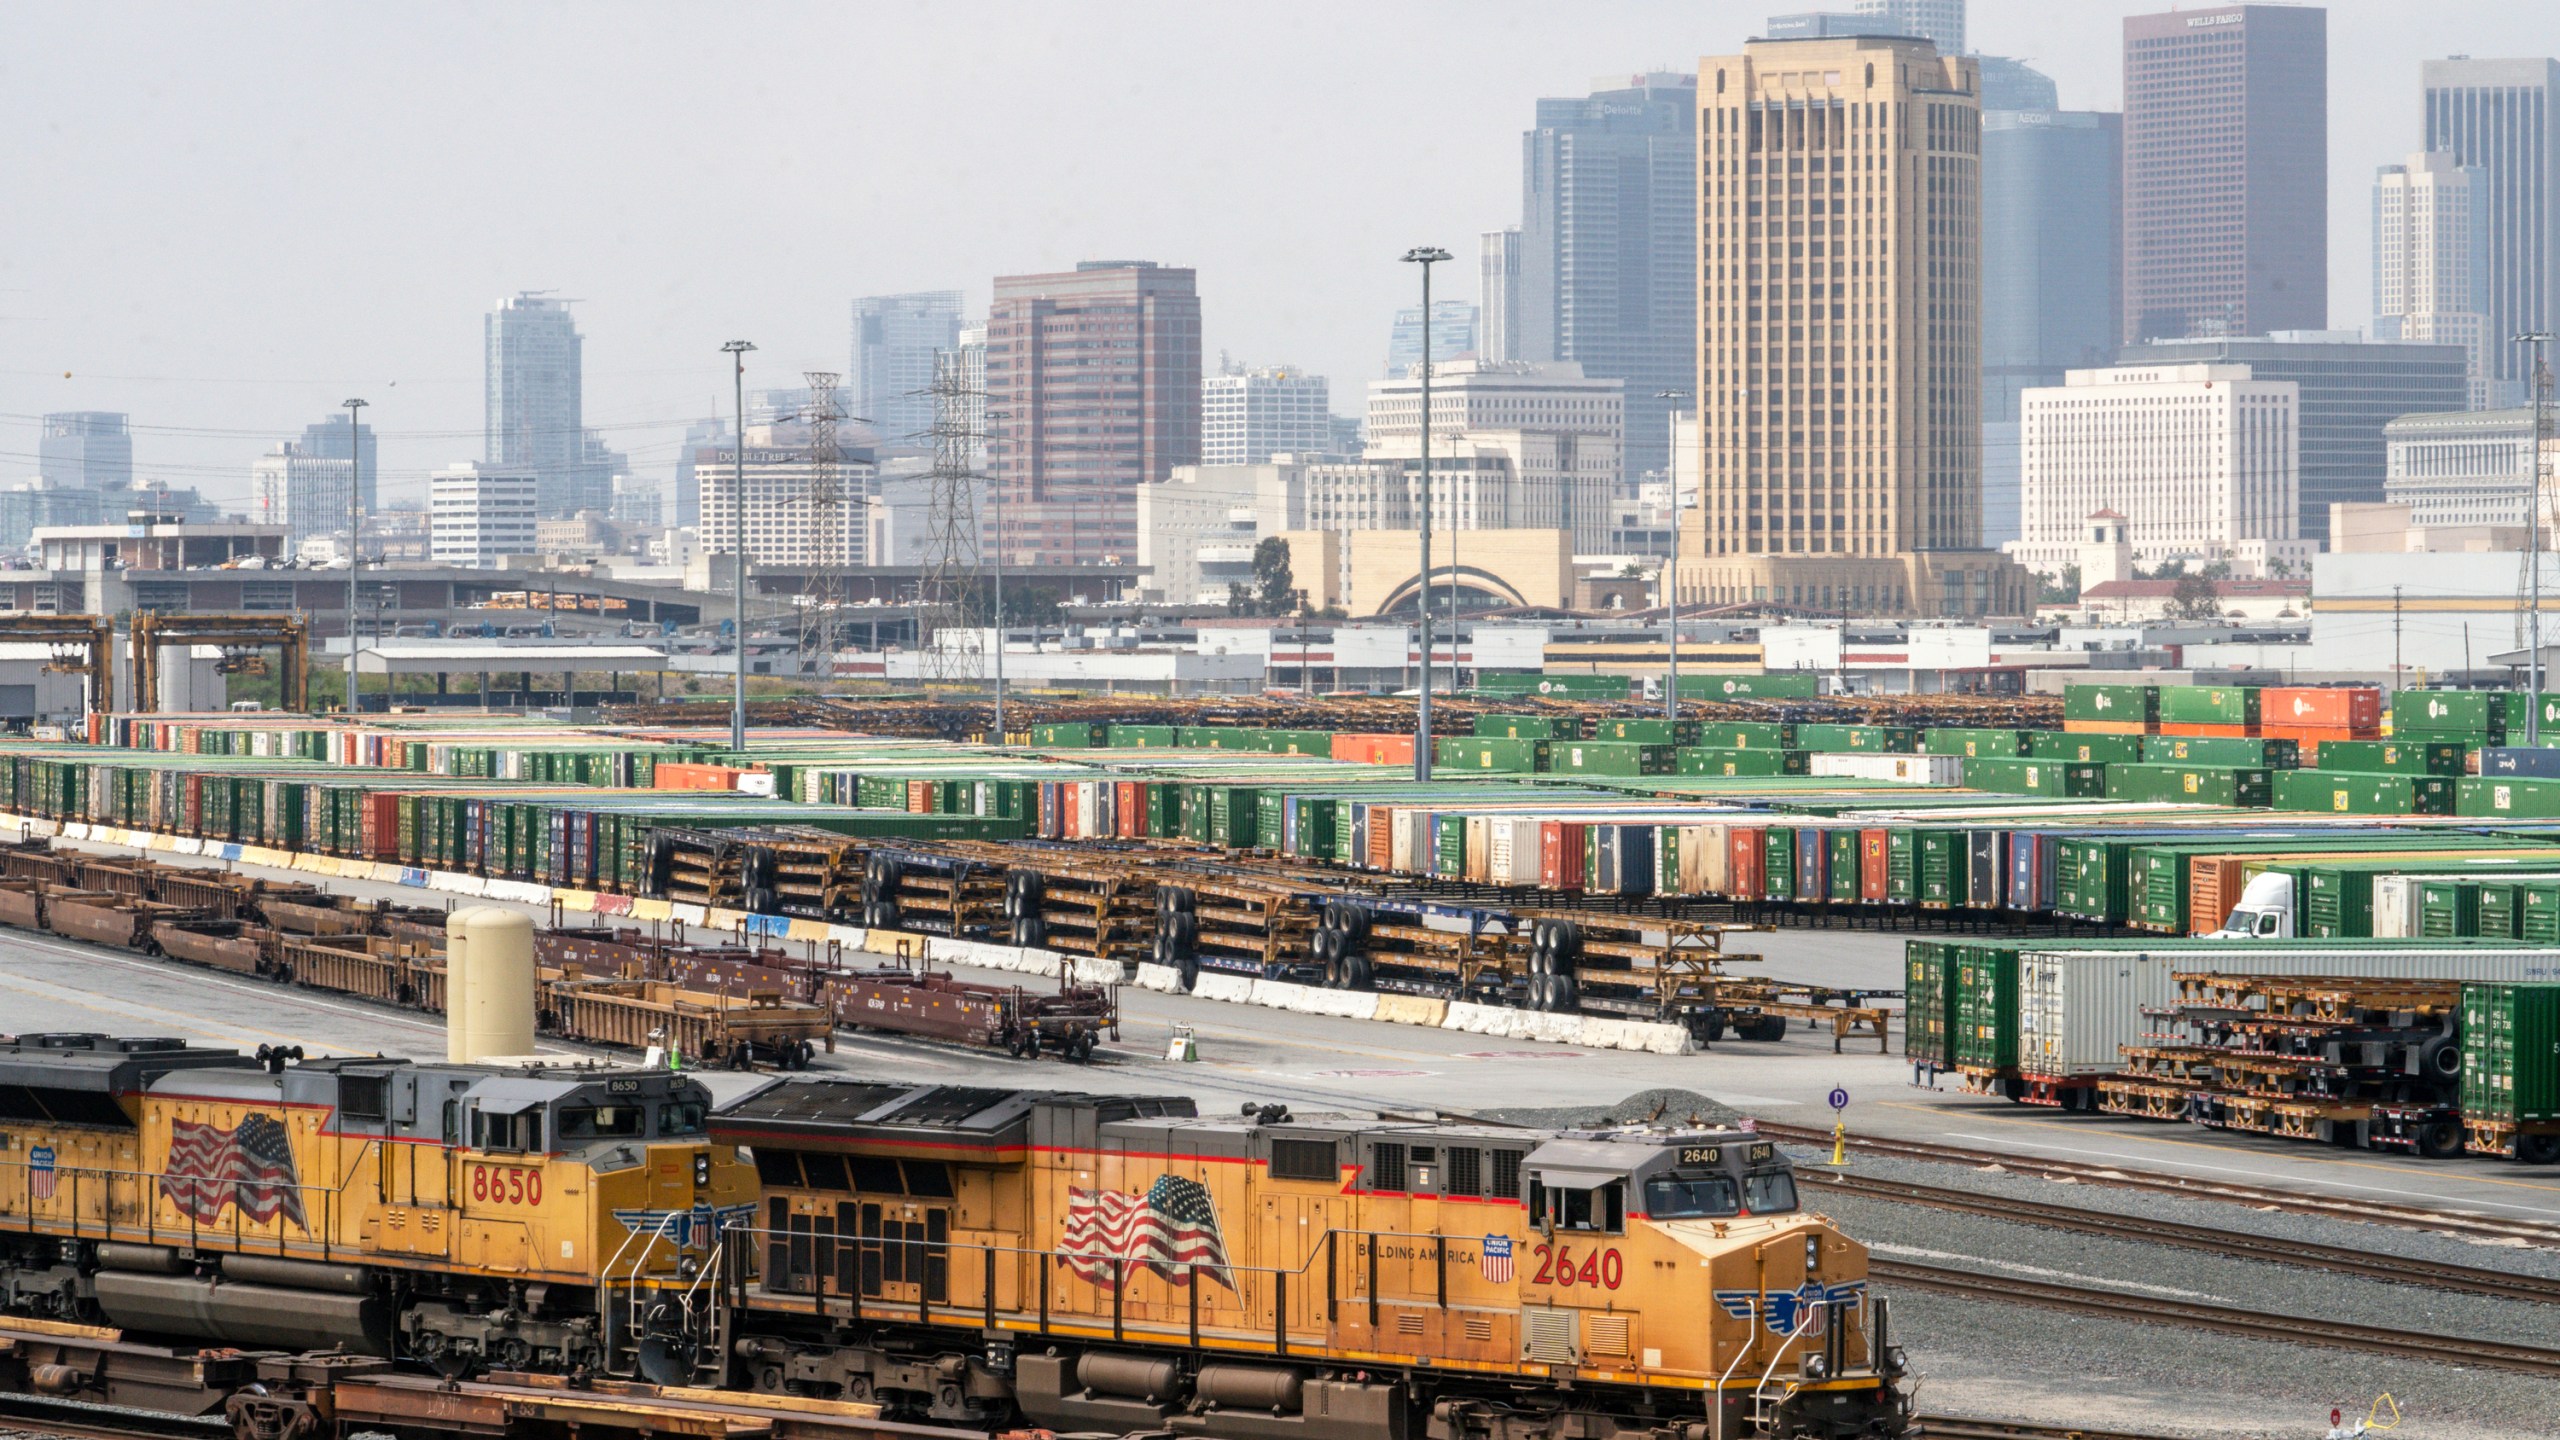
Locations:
444;909;475;1064
457;908;536;1062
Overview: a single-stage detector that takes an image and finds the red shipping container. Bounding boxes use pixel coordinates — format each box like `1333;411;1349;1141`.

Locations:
1366;808;1397;870
1861;827;1890;901
1115;782;1141;838
1727;826;1766;902
2264;687;2381;731
1540;821;1588;891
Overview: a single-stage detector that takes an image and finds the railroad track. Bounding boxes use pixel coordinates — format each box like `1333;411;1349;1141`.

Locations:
1806;1168;2560;1304
0;1390;228;1439
1758;1122;2560;1249
1874;1258;2560;1378
1918;1420;2189;1440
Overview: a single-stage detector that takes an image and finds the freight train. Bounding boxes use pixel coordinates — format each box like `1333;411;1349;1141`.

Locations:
0;1036;1908;1440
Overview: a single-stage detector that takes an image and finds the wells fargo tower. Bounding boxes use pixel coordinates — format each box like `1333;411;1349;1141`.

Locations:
1686;34;2029;618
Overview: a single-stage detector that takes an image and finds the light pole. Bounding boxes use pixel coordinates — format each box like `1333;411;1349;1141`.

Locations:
1656;387;1691;720
723;340;755;752
341;397;367;712
2523;331;2554;744
1403;245;1450;781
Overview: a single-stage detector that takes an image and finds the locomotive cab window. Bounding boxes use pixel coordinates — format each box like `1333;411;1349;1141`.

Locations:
1531;1178;1625;1233
1643;1173;1741;1219
558;1104;644;1140
1742;1169;1799;1215
660;1101;708;1136
472;1108;543;1154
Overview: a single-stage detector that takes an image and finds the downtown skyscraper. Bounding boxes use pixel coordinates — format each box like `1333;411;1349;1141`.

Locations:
484;293;588;515
1517;72;1695;487
1689;33;2028;618
2424;57;2560;399
2120;5;2327;343
850;291;963;450
985;261;1200;567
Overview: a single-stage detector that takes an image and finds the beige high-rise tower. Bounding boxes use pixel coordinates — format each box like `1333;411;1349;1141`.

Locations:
1686;34;2029;617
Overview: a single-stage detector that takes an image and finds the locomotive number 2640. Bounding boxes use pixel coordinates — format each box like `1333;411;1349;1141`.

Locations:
471;1164;543;1207
1529;1243;1623;1289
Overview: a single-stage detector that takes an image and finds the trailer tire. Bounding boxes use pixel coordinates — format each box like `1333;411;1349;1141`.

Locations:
1702;1014;1728;1043
2519;1133;2560;1165
1006;1029;1029;1058
1176;954;1200;992
1345;952;1373;992
2417;1119;2465;1159
2421;1036;2463;1080
875;901;901;934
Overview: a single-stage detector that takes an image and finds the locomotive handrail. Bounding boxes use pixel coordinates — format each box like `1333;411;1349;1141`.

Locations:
0;1147;378;1264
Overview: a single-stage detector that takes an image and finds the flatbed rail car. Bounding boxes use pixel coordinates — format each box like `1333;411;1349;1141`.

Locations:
543;924;1120;1063
824;964;1118;1061
151;916;271;976
544;976;835;1068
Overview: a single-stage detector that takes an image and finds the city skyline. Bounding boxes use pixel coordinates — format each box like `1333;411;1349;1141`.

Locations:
4;2;2552;516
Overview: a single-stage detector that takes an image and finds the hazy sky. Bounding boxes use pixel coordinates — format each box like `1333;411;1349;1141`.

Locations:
4;1;2552;509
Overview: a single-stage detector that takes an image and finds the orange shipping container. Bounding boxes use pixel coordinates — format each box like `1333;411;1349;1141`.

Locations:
2155;722;2258;739
2263;687;2382;731
1861;827;1891;901
653;762;740;791
2063;719;2153;736
1331;732;1416;766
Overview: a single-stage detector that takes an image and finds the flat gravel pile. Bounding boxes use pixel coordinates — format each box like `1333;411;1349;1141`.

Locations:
1482;1088;1745;1129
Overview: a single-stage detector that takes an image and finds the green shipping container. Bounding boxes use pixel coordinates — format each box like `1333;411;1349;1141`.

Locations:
1108;724;1181;748
2458;776;2560;818
1952;945;2019;1070
2392;689;2513;737
1794;723;1918;753
1435;737;1549;772
1551;741;1676;776
2063;683;2160;725
2463;983;2560;1123
2024;731;2144;765
1917;829;1968;908
1677;672;1819;700
1696;722;1798;749
2271;769;2458;816
2311;739;2468;776
2106;762;2272;807
1960;756;2106;797
1476;714;1578;740
1923;728;2030;759
1594;718;1702;745
2158;685;2261;726
1905;940;1951;1066
2478;881;2524;939
1676;747;1808;777
2142;735;2299;768
2419;880;2480;938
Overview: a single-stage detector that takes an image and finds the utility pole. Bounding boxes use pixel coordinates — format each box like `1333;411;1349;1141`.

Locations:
723;340;756;752
341;397;367;713
2393;584;2403;683
2524;332;2554;745
1403;246;1450;781
1656;388;1691;719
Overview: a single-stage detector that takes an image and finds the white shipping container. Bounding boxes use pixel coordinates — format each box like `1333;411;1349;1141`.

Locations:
1464;815;1491;883
1809;752;1963;785
2018;944;2560;1078
1500;817;1545;885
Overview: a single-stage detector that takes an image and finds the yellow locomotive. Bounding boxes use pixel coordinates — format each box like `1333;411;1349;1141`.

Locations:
0;1033;756;1380
717;1082;1909;1440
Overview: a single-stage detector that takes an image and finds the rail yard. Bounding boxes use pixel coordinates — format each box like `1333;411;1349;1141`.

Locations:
2;678;2559;1439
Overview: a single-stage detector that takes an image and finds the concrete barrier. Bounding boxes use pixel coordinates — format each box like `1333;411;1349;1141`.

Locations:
1441;1001;1508;1035
1249;979;1301;1009
1072;957;1127;987
1575;1017;1628;1050
1630;1023;1694;1055
1132;963;1186;993
1374;994;1448;1027
670;904;708;928
1194;973;1256;1005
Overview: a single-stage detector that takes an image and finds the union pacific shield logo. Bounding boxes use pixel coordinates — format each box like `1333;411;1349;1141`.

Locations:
1480;1234;1513;1282
27;1145;54;1201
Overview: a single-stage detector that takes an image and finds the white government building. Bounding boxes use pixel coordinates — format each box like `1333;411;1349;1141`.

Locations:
2009;363;2310;578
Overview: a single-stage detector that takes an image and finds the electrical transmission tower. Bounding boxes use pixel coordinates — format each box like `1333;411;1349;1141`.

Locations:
918;352;987;686
796;372;849;668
